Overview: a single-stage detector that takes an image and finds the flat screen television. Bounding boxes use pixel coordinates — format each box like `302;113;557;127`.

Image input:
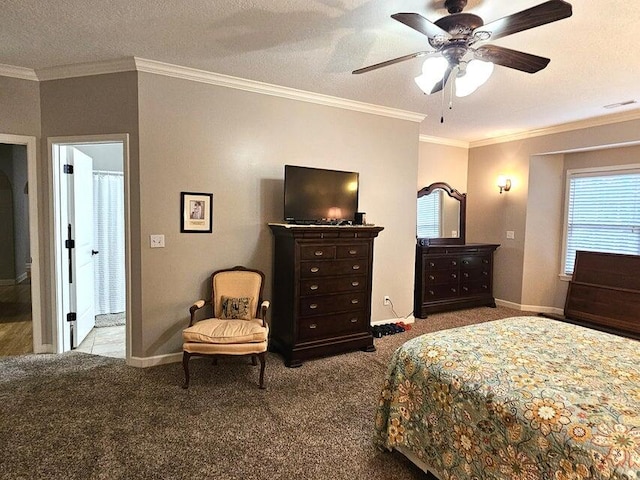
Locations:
284;165;359;224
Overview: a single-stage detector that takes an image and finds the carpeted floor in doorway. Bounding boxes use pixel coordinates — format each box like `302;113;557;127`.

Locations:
0;306;526;480
95;312;126;328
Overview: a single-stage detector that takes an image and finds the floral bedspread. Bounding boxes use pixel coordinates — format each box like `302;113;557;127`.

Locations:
374;316;640;480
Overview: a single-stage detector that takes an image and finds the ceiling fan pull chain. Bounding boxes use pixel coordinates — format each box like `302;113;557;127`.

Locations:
440;85;445;123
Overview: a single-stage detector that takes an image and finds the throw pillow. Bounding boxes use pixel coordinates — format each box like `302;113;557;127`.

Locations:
220;296;252;320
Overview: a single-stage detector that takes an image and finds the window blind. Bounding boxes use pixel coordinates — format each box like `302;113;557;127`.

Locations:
417;190;442;238
564;171;640;274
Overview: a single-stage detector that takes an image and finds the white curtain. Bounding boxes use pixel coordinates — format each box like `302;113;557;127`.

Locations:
93;171;125;315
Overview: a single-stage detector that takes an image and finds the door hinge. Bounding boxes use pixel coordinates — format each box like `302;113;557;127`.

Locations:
65;239;75;249
66;312;77;322
63;164;74;174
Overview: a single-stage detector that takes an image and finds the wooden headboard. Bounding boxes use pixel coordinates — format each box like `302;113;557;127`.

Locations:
564;251;640;338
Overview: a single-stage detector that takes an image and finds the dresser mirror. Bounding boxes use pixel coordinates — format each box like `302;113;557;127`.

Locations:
417;182;466;245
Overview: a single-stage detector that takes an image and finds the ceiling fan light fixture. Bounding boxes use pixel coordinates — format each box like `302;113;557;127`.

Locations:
455;60;494;97
414;57;449;95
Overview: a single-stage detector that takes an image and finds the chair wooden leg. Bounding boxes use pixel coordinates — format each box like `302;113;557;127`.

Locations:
258;352;266;389
182;351;191;389
251;354;257;366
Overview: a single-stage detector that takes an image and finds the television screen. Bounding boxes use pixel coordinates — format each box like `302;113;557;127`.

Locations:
284;165;359;224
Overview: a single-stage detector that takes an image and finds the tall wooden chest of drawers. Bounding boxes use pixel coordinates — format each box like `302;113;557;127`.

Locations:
414;243;499;318
269;224;384;367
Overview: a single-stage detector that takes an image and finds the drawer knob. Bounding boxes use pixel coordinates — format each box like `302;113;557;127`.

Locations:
310;284;319;290
351;281;360;287
463;272;469;278
451;288;457;293
482;284;488;289
429;262;435;267
483;259;489;264
462;260;469;265
483;271;488;276
310;267;319;273
451;261;457;266
352;264;360;270
349;249;357;255
463;286;469;292
451;273;457;279
314;250;324;256
350;318;358;323
309;323;317;329
351;299;359;304
428;290;435;296
428;275;435;280
310;303;318;309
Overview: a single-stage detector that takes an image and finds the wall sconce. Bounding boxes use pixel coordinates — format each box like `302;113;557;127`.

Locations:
497;175;512;194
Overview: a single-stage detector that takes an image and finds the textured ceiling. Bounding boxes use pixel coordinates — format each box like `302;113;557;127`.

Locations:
2;0;640;142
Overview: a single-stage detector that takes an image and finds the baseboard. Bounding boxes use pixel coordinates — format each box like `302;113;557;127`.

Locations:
372;315;415;326
495;298;563;316
0;279;15;286
34;343;55;354
128;352;182;368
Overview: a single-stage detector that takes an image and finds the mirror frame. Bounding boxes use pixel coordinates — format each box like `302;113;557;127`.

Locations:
417;182;466;245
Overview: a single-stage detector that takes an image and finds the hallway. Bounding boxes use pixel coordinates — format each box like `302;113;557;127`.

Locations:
0;281;33;356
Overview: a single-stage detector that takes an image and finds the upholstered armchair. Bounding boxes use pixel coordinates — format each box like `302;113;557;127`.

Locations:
182;266;270;389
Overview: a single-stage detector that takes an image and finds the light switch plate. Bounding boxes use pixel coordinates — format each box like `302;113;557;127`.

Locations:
150;234;165;248
506;231;515;239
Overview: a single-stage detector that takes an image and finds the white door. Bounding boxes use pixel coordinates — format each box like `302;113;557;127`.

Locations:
67;147;96;347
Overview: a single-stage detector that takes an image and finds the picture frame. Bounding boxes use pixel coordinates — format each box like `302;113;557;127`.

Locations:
180;192;213;233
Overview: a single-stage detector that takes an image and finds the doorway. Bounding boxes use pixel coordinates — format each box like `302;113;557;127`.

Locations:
50;136;130;360
0;134;42;356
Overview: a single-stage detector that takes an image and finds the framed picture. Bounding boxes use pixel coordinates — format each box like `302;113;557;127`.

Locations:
180;192;213;233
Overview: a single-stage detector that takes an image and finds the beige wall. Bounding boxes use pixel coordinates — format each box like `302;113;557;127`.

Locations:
40;72;140;348
0;76;41;136
468;119;640;307
418;141;468;192
137;72;419;357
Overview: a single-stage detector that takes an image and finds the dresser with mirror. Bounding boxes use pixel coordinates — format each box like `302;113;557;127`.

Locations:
414;182;499;318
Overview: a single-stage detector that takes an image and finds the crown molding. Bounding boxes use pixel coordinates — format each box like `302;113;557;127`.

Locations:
133;58;425;123
419;134;469;149
35;57;137;81
0;63;38;81
470;109;640;148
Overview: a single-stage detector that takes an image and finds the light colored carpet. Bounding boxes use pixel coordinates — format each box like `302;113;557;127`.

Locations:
95;312;125;328
0;306;525;480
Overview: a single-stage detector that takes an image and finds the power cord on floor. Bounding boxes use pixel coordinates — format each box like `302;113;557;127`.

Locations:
386;298;414;320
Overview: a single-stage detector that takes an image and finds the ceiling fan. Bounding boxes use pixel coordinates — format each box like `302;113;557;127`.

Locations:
353;0;572;97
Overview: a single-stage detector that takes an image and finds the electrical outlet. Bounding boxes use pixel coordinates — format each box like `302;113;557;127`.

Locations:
150;234;165;248
383;295;391;306
506;230;515;239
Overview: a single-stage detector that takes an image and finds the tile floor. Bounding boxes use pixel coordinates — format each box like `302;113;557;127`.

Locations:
76;325;125;358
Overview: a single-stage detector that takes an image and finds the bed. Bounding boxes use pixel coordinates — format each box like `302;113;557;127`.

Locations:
374;316;640;479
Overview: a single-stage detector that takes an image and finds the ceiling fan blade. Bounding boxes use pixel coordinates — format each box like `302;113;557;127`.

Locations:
474;45;550;73
391;13;451;40
352;51;430;74
474;0;572;41
430;66;453;94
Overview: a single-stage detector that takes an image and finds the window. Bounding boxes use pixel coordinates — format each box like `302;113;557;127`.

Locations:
417;190;442;238
563;166;640;274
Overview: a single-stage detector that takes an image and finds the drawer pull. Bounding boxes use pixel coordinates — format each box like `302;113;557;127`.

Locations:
310;284;319;290
351;299;359;304
451;273;457;279
429;262;435;267
350;317;358;323
428;275;435;280
310;267;319;273
482;284;488;289
428;290;435;296
314;250;324;256
451;260;457;266
451;288;457;293
349;249;357;255
463;272;469;278
352;264;361;270
351;281;360;287
462;286;469;292
309;323;317;329
483;259;489;264
482;271;488;276
310;303;318;309
462;260;469;265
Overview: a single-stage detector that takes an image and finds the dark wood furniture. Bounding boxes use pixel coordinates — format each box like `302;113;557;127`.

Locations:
414;243;499;318
564;251;640;338
268;223;383;367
